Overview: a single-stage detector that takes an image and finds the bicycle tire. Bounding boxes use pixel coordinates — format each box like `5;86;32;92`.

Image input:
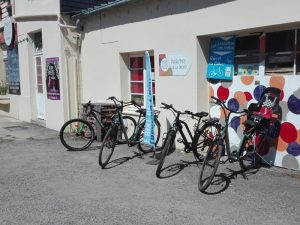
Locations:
156;130;176;178
137;119;161;153
198;139;222;192
193;122;219;161
239;133;266;171
98;126;118;168
59;118;95;151
117;116;137;144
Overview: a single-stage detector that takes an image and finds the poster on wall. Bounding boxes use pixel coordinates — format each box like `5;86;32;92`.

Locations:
7;48;21;95
45;57;60;100
206;36;235;80
159;53;191;76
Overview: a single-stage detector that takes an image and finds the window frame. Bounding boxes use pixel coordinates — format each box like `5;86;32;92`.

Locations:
232;28;300;77
234;33;261;76
128;53;155;108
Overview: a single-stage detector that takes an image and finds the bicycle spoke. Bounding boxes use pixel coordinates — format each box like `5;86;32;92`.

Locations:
60;119;94;151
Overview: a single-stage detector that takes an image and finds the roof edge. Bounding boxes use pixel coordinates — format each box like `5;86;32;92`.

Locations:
72;0;135;18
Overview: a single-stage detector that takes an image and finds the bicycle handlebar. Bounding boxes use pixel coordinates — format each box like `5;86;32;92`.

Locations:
161;102;197;116
106;96;141;109
83;100;94;112
161;102;179;113
184;110;208;119
130;99;141;108
211;96;247;114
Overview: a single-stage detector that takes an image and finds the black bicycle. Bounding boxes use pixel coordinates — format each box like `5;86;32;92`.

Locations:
59;101;136;151
198;87;280;192
156;103;219;178
98;96;161;168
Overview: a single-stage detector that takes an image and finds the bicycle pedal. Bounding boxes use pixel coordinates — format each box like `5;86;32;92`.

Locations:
184;148;191;153
231;150;238;157
177;138;183;143
128;141;136;147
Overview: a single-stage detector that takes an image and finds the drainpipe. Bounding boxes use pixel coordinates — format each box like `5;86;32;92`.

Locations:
57;14;78;30
57;14;82;120
63;48;71;121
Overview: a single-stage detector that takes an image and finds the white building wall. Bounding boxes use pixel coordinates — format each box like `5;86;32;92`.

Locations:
14;0;59;17
14;21;65;130
81;0;300;111
8;0;74;131
80;0;300;167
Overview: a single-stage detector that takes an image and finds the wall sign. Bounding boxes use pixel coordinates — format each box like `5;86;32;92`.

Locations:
206;36;236;80
159;53;191;76
7;48;21;95
46;57;60;100
4;16;14;47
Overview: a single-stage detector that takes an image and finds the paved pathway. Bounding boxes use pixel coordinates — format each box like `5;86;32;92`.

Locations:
0;115;300;225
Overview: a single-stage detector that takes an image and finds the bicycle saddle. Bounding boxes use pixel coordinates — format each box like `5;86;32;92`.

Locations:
136;108;146;115
195;112;209;118
202;117;219;124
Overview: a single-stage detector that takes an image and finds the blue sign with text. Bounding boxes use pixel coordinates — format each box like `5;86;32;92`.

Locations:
206;36;235;80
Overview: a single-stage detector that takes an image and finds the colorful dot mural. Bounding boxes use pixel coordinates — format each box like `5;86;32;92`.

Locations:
230;116;240;132
253;85;266;101
269;76;285;90
287;142;300;157
244;91;253;101
279;122;297;144
217;86;229;101
287;95;300;114
241;76;254;85
227;98;239;112
234;91;247;105
209;75;300;171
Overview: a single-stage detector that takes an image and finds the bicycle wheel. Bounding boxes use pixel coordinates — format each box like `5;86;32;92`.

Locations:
137;119;161;153
156;130;176;178
117;116;137;143
59;118;95;151
198;139;222;192
239;133;266;170
193;123;219;161
98;126;118;168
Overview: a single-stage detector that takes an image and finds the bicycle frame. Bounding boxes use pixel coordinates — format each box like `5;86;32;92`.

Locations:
218;112;237;161
87;109;107;130
109;107;132;146
163;109;203;153
215;102;248;162
107;97;159;147
118;110;160;147
81;101;111;131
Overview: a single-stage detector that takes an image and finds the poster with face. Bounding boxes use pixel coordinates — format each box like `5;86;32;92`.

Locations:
46;57;60;100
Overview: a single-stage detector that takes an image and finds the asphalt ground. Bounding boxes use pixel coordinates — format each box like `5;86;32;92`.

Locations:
0;115;300;225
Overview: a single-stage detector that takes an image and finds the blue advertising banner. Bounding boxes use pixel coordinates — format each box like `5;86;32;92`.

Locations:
7;48;21;95
206;36;236;80
143;51;155;147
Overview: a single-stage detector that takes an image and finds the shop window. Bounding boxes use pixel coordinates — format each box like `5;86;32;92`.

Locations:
265;30;295;75
129;55;155;106
212;29;300;76
234;35;260;76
